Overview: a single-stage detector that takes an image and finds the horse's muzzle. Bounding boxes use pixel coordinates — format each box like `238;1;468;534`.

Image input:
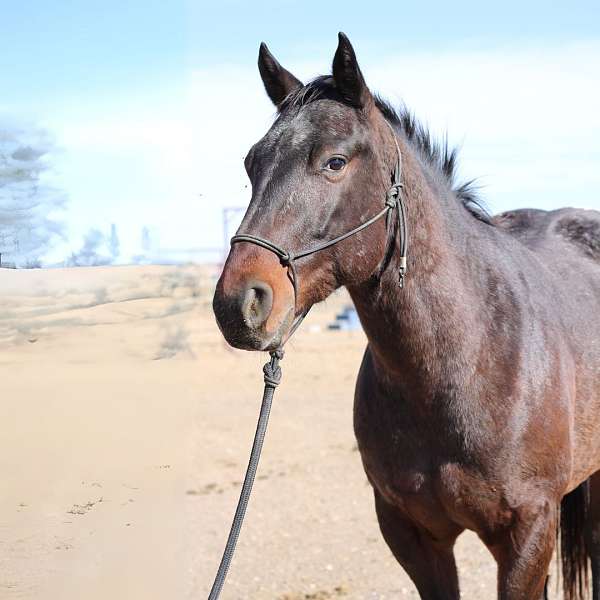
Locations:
212;247;295;351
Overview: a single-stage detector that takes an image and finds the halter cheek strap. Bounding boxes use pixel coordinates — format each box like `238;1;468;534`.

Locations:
230;123;408;344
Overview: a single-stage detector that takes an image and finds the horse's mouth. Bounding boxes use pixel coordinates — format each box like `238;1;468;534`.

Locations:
217;305;295;353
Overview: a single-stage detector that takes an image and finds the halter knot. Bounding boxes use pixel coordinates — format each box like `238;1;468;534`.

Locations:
263;367;281;388
263;350;284;388
270;348;285;360
279;252;294;266
386;183;403;207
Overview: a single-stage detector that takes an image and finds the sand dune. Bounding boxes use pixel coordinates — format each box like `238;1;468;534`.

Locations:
1;265;560;599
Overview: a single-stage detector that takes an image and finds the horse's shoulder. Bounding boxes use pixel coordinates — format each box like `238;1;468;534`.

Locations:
493;207;600;262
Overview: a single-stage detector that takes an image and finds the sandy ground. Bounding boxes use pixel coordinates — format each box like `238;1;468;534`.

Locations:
0;265;562;599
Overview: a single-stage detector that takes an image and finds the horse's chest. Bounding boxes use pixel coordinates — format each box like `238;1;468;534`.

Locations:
354;392;500;531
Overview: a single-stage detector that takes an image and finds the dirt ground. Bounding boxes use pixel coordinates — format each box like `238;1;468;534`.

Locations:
0;265;562;599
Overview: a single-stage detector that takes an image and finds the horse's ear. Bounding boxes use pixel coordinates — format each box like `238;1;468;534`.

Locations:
332;32;373;110
258;42;303;107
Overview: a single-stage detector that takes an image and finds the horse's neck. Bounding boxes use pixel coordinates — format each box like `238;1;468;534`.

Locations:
348;149;486;395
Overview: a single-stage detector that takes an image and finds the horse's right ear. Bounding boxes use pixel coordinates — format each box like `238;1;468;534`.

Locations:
332;32;373;110
258;43;303;107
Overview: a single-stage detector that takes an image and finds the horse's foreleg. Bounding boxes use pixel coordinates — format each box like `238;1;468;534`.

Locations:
374;490;462;600
486;499;557;600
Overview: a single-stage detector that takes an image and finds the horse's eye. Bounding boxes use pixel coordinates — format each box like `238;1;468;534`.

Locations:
326;157;347;171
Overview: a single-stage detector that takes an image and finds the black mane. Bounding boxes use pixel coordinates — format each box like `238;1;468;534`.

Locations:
280;76;492;225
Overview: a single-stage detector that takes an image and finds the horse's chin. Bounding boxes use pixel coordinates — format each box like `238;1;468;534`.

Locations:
260;305;296;351
221;306;295;353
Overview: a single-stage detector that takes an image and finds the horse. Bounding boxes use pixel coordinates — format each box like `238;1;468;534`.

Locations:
212;33;600;599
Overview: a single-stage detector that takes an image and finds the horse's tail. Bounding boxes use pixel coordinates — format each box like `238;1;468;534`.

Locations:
559;478;591;600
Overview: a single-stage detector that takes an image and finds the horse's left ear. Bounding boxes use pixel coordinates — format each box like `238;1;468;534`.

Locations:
332;32;373;110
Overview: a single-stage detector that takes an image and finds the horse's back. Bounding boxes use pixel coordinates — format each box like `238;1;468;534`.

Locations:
492;206;600;319
493;206;600;304
493;206;600;266
493;205;600;343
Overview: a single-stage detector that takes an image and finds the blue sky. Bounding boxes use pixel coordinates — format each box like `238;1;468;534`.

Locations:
2;1;599;262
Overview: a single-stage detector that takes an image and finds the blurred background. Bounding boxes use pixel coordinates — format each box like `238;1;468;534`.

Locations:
1;2;599;599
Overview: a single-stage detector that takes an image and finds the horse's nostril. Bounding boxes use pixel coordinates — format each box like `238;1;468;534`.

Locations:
241;281;273;329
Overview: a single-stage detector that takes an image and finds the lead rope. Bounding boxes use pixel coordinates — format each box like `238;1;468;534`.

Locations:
207;306;310;600
208;123;406;599
207;349;284;600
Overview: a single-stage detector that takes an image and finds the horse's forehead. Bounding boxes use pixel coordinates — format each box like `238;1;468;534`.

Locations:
263;102;362;151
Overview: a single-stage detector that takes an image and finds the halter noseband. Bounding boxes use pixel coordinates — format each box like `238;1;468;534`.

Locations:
230;123;408;343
